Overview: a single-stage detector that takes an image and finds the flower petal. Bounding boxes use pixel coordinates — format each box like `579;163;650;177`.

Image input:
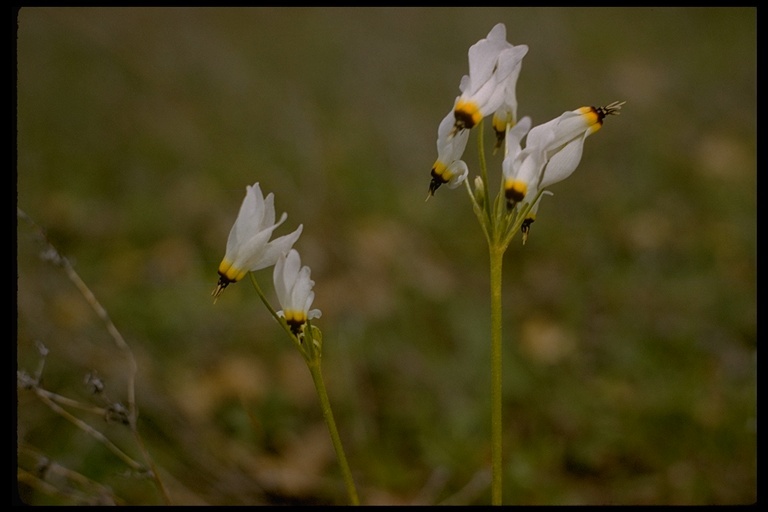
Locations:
539;132;588;189
251;223;302;272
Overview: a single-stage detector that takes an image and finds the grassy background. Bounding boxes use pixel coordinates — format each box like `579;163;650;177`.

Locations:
16;7;756;505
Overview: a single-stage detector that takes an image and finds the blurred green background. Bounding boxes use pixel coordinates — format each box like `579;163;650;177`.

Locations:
16;7;756;505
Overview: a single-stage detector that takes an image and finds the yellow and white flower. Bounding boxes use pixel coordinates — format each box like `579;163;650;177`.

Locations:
503;101;624;208
453;23;528;133
490;49;528;149
428;110;470;196
502;144;546;207
273;249;321;335
213;183;302;299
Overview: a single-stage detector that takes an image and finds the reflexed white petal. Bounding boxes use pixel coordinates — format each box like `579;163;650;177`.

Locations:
273;249;292;308
539;133;588;188
455;81;502;119
239;218;290;270
436;110;456;146
506;116;532;155
486;22;507;43
262;192;276;230
481;80;507;116
441;130;469;164
502;150;517;180
282;249;301;296
228;228;273;273
290;266;313;311
250;224;302;272
302;291;315;315
467;27;512;92
436;110;470;163
494;45;528;83
546;110;591;151
227;184;260;255
458;75;470;94
224;183;286;265
446;160;469;188
467;39;503;95
243;184;267;231
493;46;527;120
516;148;546;186
272;264;285;306
272;254;288;305
525;119;558;151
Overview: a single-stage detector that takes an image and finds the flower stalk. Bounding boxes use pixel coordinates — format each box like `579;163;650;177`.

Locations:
466;121;517;504
305;342;361;506
488;241;504;505
250;272;360;505
216;184;359;505
429;24;623;505
248;273;360;505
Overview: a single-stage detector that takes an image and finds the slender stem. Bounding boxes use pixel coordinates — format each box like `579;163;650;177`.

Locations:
306;358;360;505
18;208;170;504
501;189;546;250
248;274;359;504
476;122;493;224
248;273;306;357
35;390;144;472
488;242;504;505
464;179;490;243
473;123;506;504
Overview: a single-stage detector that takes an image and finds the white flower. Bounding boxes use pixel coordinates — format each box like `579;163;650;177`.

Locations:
502;143;546;206
502;115;532;160
213;183;302;299
428;110;470;196
503;102;624;208
453;23;528;133
490;48;528;149
274;249;321;334
501;115;541;206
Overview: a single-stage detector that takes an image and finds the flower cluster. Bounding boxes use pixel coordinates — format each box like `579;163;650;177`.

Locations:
213;183;319;335
428;22;623;241
429;23;528;196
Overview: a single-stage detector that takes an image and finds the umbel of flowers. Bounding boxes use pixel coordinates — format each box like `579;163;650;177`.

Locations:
426;22;624;506
428;22;624;244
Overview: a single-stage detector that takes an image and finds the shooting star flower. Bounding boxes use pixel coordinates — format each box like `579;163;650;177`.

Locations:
428;110;470;197
273;249;322;335
453;23;528;134
213;183;302;300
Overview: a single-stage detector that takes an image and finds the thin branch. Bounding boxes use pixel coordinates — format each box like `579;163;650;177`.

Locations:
17;207;170;504
33;388;144;471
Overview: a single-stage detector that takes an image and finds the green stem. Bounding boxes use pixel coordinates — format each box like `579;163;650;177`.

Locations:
501;189;546;250
248;273;306;357
306;358;360;505
249;273;359;504
476;122;493;224
488;242;504;505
